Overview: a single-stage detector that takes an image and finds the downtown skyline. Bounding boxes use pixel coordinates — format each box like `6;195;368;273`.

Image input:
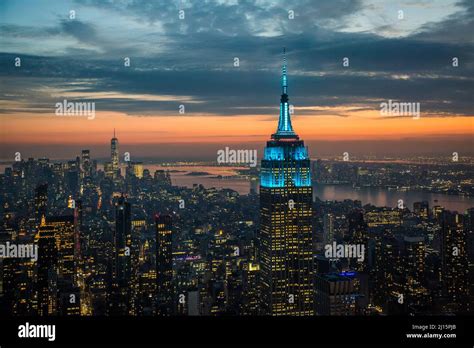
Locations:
0;3;473;345
1;39;470;319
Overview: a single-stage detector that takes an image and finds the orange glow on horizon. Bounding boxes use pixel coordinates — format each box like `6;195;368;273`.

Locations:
1;109;472;145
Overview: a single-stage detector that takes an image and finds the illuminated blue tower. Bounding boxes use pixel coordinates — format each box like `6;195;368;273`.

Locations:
259;49;314;316
273;47;295;138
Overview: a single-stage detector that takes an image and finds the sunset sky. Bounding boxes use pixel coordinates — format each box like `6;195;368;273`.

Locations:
0;0;473;160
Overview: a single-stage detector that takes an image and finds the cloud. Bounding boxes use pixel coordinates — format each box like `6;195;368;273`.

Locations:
411;0;474;44
0;0;472;120
60;19;98;43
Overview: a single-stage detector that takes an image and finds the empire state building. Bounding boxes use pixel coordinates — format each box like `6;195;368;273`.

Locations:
259;49;314;316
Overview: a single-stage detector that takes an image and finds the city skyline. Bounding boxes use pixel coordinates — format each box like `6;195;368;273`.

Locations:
0;1;473;345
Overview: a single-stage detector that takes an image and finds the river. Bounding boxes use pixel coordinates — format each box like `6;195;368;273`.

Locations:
1;163;472;212
151;165;474;212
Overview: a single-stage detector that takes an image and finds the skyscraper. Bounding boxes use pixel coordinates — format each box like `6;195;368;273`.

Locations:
259;49;314;316
440;211;469;313
47;216;76;282
111;129;119;179
348;209;368;273
155;214;173;315
81;149;91;178
402;236;430;314
34;183;48;224
36;224;58;316
36;215;77;315
323;213;334;245
110;194;132;315
315;273;358;316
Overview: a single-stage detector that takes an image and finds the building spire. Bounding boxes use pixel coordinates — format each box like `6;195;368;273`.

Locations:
282;47;287;95
113;128;116;138
273;48;296;139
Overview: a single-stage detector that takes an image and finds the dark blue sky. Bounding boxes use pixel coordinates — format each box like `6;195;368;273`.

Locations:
0;0;473;159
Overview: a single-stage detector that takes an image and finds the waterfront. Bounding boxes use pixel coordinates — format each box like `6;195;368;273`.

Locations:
313;183;474;213
152;165;474;212
1;163;472;212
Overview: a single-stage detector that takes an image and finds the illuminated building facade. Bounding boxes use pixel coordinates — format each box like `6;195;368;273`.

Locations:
104;162;114;179
130;219;145;315
323;213;334;244
440;211;469;313
36;227;58;316
372;236;402;313
372;235;430;314
81;149;91;178
34;183;48;224
259;49;314;316
37;215;77;315
48;216;75;283
1;211;36;316
111;130;119;179
155;214;173;315
402;236;430;313
109;195;132;315
365;209;402;227
132;162;144;179
241;261;260;315
348;210;368;273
